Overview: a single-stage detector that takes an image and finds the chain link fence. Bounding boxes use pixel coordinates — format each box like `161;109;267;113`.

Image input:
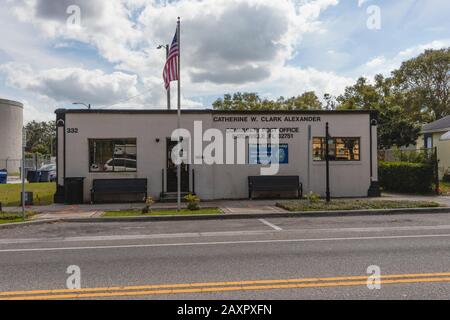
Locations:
0;154;55;176
378;148;436;164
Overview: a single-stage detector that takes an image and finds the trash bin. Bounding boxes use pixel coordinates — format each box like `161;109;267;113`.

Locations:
0;169;7;184
39;171;50;183
20;192;34;206
27;170;40;183
65;177;85;204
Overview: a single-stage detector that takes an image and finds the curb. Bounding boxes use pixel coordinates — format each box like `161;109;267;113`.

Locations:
0;219;60;230
60;207;450;223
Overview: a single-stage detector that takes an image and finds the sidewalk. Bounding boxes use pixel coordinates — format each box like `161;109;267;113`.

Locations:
382;193;450;206
3;199;289;220
2;193;449;220
6;176;22;184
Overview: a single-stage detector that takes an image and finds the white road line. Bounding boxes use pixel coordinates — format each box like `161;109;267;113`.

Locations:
0;230;271;245
2;224;450;245
0;233;449;253
259;219;283;231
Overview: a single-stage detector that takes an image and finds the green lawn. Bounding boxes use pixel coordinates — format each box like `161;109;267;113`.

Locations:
103;208;223;217
277;199;441;212
0;212;35;224
0;183;56;207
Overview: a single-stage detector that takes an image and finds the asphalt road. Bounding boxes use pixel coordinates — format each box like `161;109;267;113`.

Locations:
0;213;449;300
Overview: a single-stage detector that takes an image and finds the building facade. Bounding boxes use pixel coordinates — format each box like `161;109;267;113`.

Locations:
417;115;450;179
54;109;380;203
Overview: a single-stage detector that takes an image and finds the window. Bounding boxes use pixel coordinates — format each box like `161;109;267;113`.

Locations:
313;137;360;161
89;139;137;172
425;134;433;149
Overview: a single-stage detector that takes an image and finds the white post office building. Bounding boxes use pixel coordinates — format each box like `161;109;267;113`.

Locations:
54;109;380;204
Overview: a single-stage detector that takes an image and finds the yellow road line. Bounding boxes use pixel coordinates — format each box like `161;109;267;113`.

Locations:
4;277;450;300
1;272;450;299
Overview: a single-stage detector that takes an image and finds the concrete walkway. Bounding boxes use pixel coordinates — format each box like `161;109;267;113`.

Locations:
6;176;23;184
382;193;450;206
2;193;448;220
3;199;290;220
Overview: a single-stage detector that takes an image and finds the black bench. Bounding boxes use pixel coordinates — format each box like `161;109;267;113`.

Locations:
248;176;302;199
91;179;147;204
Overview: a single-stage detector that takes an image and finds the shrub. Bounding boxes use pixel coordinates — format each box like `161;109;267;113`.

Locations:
142;196;154;214
306;192;320;204
443;170;450;183
379;161;435;193
184;194;200;211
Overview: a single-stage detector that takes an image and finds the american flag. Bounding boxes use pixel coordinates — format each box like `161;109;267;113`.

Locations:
163;29;179;90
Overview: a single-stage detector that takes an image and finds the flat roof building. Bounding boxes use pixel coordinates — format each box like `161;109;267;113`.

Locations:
54;109;380;204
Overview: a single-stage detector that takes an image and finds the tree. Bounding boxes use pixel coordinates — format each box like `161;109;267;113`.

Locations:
210;48;448;149
392;48;450;122
283;91;322;110
323;93;337;110
212;92;263;111
25;121;56;156
337;75;420;149
377;105;421;149
337;77;380;110
212;91;323;111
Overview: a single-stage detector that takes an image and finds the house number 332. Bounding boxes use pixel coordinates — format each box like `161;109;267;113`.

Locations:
67;128;79;134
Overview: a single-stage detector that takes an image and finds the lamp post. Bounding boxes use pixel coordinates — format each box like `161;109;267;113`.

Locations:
72;102;91;109
157;44;171;110
325;123;331;203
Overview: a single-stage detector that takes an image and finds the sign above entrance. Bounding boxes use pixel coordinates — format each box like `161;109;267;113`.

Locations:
213;116;322;123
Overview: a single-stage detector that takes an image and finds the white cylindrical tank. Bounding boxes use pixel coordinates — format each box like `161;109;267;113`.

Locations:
0;99;24;174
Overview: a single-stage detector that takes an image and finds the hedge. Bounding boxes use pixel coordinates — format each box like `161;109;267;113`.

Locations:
379;161;435;193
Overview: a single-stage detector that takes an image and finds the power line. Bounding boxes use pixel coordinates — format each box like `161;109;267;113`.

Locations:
97;88;154;109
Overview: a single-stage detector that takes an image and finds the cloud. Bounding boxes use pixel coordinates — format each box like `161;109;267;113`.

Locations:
3;0;347;120
263;66;354;99
357;0;371;8
11;0;340;84
11;0;146;68
22;99;58;123
190;66;272;85
0;62;139;106
137;0;339;85
358;39;450;78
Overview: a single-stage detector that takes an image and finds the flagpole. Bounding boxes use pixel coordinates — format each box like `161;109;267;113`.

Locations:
177;17;181;211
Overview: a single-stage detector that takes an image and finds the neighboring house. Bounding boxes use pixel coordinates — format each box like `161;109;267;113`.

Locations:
417;115;450;179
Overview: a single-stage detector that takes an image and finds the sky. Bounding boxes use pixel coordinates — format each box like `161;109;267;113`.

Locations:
0;0;449;122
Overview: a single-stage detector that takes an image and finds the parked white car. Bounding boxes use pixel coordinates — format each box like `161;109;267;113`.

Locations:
103;158;137;172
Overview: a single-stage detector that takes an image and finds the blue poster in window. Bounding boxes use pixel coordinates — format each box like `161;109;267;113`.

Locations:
249;145;259;164
277;144;289;164
249;144;289;164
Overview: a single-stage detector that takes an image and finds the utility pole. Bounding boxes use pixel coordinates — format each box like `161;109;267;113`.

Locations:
21;127;26;220
325;123;331;203
176;17;181;211
307;125;311;193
